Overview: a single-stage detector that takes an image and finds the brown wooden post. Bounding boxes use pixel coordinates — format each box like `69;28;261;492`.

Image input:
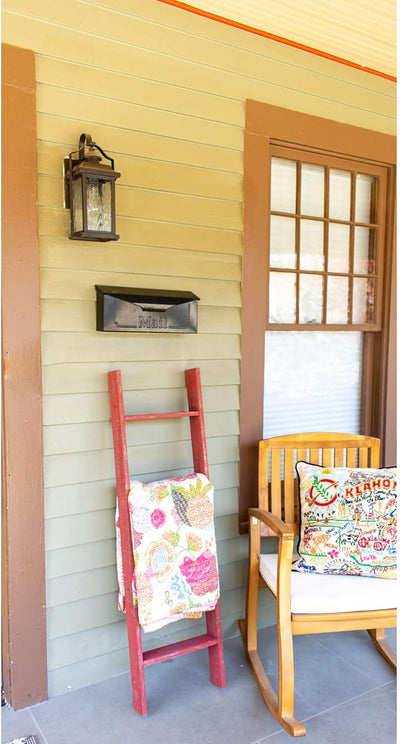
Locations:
1;43;48;708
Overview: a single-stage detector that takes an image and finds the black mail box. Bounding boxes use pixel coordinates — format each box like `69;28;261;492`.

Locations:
96;285;199;333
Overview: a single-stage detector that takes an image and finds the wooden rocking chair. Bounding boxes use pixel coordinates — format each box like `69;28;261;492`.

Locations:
108;367;226;715
239;432;397;737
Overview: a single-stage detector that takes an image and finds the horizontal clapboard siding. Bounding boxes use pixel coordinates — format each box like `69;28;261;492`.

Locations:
2;0;395;697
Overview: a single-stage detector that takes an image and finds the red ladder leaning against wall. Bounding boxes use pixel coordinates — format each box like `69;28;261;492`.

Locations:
108;367;226;715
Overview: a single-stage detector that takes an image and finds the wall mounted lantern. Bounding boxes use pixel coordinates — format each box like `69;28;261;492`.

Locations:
64;133;120;241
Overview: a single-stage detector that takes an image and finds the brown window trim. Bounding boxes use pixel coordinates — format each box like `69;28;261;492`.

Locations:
238;100;396;533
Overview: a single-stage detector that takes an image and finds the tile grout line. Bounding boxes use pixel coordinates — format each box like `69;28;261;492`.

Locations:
304;632;396;681
255;680;396;742
28;708;51;744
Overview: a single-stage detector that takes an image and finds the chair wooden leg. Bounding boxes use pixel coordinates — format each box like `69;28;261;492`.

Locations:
368;628;397;671
239;523;305;737
239;617;305;737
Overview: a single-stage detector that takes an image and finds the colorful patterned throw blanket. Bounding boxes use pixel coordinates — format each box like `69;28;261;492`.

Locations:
116;473;220;632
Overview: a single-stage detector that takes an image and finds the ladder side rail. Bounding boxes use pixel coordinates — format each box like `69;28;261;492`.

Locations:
185;368;209;478
107;370;147;714
185;368;226;688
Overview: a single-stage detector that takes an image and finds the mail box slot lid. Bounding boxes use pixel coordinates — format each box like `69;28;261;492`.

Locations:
96;285;199;307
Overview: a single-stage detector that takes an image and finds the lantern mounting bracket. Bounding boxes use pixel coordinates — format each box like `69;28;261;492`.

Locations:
64;133;116;209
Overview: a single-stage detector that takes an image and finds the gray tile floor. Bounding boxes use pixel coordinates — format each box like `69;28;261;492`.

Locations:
2;626;397;744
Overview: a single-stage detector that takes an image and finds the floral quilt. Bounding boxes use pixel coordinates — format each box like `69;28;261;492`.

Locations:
116;473;220;632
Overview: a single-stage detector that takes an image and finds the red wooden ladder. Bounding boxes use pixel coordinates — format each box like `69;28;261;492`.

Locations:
108;367;226;715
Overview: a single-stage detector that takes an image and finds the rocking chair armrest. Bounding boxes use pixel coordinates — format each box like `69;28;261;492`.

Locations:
248;507;294;542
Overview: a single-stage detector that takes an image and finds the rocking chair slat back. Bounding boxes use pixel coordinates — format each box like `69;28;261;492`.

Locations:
259;432;381;529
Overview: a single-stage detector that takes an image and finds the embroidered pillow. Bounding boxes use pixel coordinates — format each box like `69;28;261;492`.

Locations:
293;462;397;579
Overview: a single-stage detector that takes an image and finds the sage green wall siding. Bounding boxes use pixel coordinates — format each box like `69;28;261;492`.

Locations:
2;0;396;696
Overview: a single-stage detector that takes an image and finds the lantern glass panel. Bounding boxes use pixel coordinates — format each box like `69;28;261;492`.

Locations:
86;177;112;232
72;177;83;233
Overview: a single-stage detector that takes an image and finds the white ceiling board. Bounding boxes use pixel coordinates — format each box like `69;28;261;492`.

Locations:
179;0;397;78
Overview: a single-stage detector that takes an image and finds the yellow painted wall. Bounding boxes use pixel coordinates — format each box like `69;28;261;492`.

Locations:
2;0;396;696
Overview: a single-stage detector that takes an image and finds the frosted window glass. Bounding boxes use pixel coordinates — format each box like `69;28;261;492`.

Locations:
299;274;323;323
327;276;348;324
271;158;296;213
263;331;362;438
352;277;374;324
269;272;296;323
354;226;373;275
355;174;375;223
301;163;324;217
300;220;324;270
270;216;296;268
87;178;112;232
328;223;349;272
329;169;351;220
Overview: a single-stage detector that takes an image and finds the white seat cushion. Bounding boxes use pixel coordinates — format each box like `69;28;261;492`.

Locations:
260;553;397;615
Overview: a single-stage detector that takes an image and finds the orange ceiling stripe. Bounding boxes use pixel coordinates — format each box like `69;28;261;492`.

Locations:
157;0;396;82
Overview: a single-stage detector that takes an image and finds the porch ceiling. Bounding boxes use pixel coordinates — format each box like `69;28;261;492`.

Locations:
161;0;397;79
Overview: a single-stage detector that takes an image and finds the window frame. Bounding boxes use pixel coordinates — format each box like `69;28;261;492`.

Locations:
238;100;396;533
267;146;388;331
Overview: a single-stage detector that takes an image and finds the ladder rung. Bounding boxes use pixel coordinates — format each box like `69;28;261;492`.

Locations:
125;411;199;421
143;633;219;666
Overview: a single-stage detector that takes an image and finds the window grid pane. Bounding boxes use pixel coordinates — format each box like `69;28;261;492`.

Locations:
269;157;380;328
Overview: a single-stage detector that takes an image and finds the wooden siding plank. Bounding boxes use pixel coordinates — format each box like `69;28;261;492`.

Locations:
45;480;116;519
4;7;396;121
35;86;243;150
44;436;239;488
46;540;118;580
43;410;239;455
36;114;244;173
42;385;239;425
39;269;241;305
37;236;242;278
34;53;396;123
47;594;121;640
41;359;240;395
40;332;240;365
47;622;127;671
35;56;244;127
37;146;243;201
45;510;116;551
39;212;242;255
46;566;118;608
47;647;130;696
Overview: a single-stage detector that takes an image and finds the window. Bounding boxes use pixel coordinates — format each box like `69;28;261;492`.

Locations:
239;101;396;532
267;150;386;330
